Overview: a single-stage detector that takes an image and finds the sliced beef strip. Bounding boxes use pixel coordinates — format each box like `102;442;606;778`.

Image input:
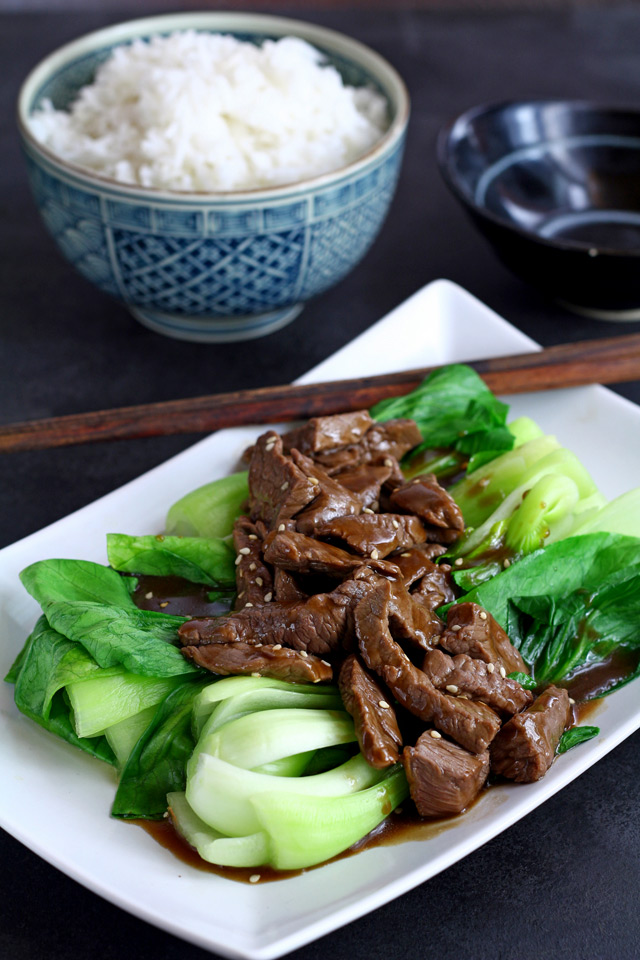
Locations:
411;562;457;614
263;530;401;579
392;544;449;588
290;449;362;536
281;411;374;455
387;577;443;652
317;513;427;559
441;602;529;675
338;654;402;768
334;463;393;509
355;580;500;754
389;473;465;542
273;568;307;604
248;431;319;529
313;419;421;475
422;648;533;716
181;641;332;684
403;731;490;818
490;685;571;782
362;420;423;461
232;516;273;610
178;577;373;658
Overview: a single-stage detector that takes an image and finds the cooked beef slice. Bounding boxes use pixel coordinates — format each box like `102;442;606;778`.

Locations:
392;544;449;588
182;641;332;683
317;513;427;559
355;581;500;754
389;473;464;543
281;411;374;455
273;568;307;604
403;732;490;818
248;431;319;528
411;562;457;613
387;577;443;652
363;420;423;461
263;530;400;578
334;463;393;508
441;602;529;675
232;516;273;610
490;685;571;782
179;578;373;657
290;449;362;535
339;654;402;768
313;419;421;475
422;649;533;715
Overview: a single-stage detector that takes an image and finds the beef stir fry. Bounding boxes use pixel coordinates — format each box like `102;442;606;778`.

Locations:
178;412;573;818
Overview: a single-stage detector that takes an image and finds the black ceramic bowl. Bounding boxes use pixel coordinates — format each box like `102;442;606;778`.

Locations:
438;100;640;319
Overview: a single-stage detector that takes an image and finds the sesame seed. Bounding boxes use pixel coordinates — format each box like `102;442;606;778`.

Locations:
272;644;282;650
249;874;261;883
454;558;464;567
235;555;243;566
254;643;263;647
251;672;261;678
384;458;393;467
249;562;257;571
445;684;459;694
378;700;390;709
309;477;319;486
401;551;411;557
239;547;251;555
159;601;169;608
392;519;399;529
264;592;273;602
395;806;403;815
299;650;308;658
238;590;245;598
430;730;442;739
569;697;576;705
321;660;331;667
451;624;462;632
145;591;153;599
371;548;380;560
255;577;264;586
248;534;258;540
486;663;495;674
499;666;506;678
281;482;289;491
245;602;254;608
503;558;511;568
363;507;374;514
479;611;488;620
278;523;286;532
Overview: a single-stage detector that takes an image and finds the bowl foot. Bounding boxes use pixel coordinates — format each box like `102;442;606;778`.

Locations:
128;304;303;342
558;300;640;323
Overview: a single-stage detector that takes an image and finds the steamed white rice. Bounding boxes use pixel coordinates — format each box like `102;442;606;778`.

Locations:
29;31;389;192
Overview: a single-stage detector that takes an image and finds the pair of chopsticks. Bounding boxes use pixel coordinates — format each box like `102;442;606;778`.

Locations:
2;333;640;454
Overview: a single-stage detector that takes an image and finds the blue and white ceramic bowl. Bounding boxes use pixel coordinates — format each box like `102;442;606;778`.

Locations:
18;12;409;342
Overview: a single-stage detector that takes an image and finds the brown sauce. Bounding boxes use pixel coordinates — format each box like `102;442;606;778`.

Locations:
133;801;467;885
564;648;640;702
132;574;231;618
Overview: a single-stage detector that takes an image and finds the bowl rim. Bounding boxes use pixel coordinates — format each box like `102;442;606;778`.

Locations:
437;97;640;259
17;10;410;202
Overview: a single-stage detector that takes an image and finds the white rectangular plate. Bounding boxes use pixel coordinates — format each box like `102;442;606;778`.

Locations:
2;279;640;960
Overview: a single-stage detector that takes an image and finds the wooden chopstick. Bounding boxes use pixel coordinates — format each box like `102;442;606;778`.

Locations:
2;333;640;453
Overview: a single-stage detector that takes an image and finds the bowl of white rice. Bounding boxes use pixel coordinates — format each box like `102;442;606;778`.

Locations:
18;12;409;342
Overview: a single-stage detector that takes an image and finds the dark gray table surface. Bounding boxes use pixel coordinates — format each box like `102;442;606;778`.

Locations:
2;6;640;960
